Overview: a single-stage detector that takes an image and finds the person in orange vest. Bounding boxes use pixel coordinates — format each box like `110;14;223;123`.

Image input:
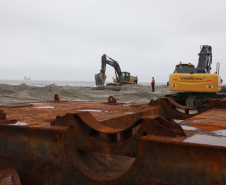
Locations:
151;77;155;92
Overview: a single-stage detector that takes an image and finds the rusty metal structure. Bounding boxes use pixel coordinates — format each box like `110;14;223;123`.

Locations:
0;96;225;184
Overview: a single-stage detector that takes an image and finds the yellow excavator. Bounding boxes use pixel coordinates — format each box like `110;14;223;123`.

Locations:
95;54;137;86
168;45;223;106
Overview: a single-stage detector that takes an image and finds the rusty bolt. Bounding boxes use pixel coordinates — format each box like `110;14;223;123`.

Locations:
148;99;155;106
54;94;60;101
0;109;6;120
108;96;116;103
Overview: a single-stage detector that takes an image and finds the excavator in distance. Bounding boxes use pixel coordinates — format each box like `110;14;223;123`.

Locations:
95;54;137;86
167;45;224;106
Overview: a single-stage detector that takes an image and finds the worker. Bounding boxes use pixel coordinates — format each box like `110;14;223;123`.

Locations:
151;77;155;92
135;76;138;84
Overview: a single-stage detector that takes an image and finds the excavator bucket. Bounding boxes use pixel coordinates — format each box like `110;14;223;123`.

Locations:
95;73;106;86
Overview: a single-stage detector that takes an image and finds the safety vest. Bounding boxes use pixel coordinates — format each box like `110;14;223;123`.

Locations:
152;79;155;83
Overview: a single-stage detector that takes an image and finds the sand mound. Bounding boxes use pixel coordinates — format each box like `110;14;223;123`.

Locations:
0;83;171;105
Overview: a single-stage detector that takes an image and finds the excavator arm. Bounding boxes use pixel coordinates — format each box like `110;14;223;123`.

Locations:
174;45;213;74
100;54;122;77
197;45;212;73
95;54;122;86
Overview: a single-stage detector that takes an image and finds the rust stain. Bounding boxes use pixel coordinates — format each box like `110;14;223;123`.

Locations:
0;97;225;184
0;168;21;185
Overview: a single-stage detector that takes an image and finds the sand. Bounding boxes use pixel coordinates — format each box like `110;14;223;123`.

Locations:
0;83;171;105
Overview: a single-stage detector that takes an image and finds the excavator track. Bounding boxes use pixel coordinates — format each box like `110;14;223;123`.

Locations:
166;91;226;106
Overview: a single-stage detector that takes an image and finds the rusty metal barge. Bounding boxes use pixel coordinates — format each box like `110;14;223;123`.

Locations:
0;95;225;184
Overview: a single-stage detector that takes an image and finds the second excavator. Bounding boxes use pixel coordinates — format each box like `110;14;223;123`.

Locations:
95;54;137;86
167;45;224;106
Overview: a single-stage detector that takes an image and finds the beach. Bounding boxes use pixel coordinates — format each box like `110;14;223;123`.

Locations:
0;83;171;105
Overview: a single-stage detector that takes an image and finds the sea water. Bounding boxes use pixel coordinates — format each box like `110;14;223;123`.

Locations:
0;80;166;87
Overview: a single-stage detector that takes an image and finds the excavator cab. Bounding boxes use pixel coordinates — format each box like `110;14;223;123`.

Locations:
113;72;131;83
120;72;130;82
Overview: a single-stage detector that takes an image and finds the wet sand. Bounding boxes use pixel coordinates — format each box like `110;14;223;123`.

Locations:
0;83;171;105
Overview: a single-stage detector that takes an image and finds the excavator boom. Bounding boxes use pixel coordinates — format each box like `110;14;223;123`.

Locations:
95;54;136;86
197;45;212;73
95;54;122;86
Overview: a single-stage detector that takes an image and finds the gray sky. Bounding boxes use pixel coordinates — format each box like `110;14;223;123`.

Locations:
0;0;226;83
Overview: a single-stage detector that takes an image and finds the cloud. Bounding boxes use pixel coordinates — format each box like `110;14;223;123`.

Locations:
0;0;226;83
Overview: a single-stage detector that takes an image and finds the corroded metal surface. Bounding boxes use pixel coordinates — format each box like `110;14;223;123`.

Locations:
0;97;225;184
0;109;6;120
149;97;226;120
181;109;226;131
0;99;162;128
0;168;21;185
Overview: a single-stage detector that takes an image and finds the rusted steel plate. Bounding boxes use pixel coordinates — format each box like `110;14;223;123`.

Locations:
0;97;225;184
0;103;32;108
0;168;21;185
181;109;226;131
149;97;226;121
0;100;160;128
135;136;226;185
51;112;184;157
0;109;6;120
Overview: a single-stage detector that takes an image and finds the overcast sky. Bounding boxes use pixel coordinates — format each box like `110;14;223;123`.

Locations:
0;0;226;83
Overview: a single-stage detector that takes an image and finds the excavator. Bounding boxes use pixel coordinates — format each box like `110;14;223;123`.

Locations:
95;54;137;86
167;45;224;106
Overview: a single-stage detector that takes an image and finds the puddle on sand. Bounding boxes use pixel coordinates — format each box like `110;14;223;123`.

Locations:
9;121;28;126
181;125;198;131
184;134;226;147
34;106;55;109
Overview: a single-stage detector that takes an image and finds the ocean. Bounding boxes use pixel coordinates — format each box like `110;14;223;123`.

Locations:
0;80;166;87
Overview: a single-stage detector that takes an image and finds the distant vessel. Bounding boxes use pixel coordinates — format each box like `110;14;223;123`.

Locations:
23;76;31;80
